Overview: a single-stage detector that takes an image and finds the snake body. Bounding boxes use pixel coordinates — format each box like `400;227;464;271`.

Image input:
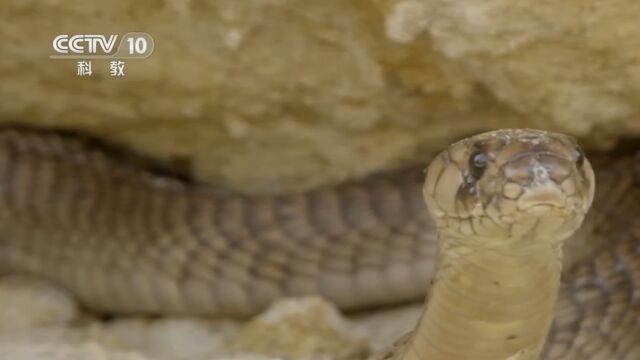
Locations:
0;128;436;315
1;128;640;359
384;129;596;359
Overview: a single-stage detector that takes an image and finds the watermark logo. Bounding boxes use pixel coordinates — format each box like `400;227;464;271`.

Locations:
53;35;119;55
51;32;154;77
51;32;154;59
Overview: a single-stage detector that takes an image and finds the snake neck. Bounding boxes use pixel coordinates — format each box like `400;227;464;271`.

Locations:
400;234;563;360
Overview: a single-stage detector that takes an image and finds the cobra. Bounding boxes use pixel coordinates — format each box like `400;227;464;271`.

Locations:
377;129;595;359
0;128;639;359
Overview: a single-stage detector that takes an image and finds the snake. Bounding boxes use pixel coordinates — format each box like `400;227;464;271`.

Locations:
0;127;639;359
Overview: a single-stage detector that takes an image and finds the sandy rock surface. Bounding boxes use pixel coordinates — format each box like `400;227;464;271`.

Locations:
3;0;640;194
226;297;369;359
0;277;419;360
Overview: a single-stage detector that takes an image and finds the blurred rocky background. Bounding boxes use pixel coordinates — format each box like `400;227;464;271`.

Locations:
3;0;640;194
2;1;640;359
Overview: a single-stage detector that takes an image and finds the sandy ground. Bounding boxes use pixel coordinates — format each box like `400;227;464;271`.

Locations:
0;276;423;360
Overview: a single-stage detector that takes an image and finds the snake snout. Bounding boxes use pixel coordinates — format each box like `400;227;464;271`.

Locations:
503;154;575;215
517;186;566;215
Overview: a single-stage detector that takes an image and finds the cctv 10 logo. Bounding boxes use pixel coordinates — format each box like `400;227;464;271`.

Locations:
51;32;154;59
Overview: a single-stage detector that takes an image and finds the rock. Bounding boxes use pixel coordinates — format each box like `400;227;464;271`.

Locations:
406;0;640;141
226;296;369;360
0;276;77;333
350;303;423;354
216;357;282;360
0;277;381;360
87;318;237;360
2;0;638;194
0;277;414;360
0;342;149;360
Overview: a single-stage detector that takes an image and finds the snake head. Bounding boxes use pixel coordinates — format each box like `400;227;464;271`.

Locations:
423;129;595;244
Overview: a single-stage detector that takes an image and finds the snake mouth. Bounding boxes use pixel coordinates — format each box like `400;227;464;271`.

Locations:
516;186;568;215
524;203;565;216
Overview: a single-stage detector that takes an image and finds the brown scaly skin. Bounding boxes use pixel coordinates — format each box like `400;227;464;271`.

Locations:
388;129;594;359
0;128;437;315
0;128;639;358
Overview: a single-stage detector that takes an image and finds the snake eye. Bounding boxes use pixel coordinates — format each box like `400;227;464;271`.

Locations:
469;151;488;179
574;146;585;168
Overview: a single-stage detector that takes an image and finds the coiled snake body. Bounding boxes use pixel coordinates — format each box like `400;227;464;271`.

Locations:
0;128;639;359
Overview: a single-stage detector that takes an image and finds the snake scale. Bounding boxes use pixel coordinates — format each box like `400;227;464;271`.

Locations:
0;127;640;359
